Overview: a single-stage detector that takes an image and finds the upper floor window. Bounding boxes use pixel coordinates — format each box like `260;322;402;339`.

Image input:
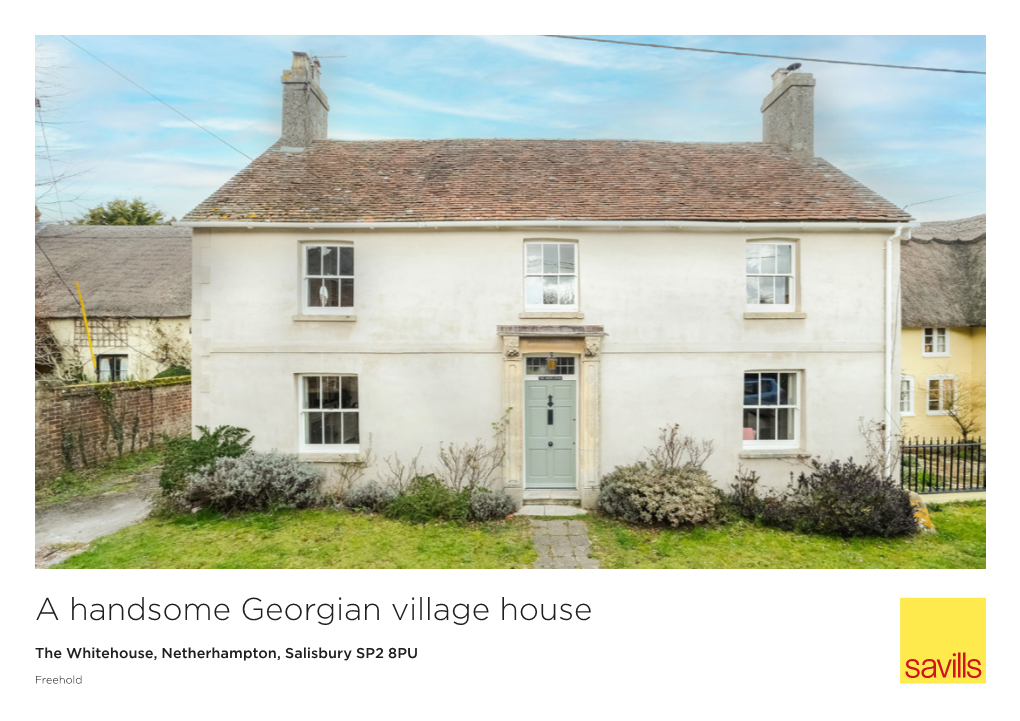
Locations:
304;244;354;313
900;376;915;416
742;371;799;448
923;327;949;356
525;241;577;311
927;374;955;415
746;241;795;311
299;374;359;451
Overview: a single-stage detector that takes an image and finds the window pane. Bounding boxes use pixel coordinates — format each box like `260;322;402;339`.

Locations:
322;376;340;409
99;357;110;381
758;408;777;440
746;244;760;274
777;408;794;440
304;376;321;409
340;278;354;307
759;276;775;304
543;276;559;304
525;276;542;305
306;412;323;444
780;372;796;405
746;276;759;304
944;379;954;408
343;412;360;444
323;246;338;276
323;412;343;444
777;245;792;274
928;380;940;411
900;381;910;412
341;376;359;409
761;372;779;405
526;245;542;274
743;373;759;405
759;245;776;274
742;408;758;439
558;276;576;305
559;244;575;274
774;276;789;304
307;246;321;275
936;332;946;353
543;244;558;274
339;247;354;276
323;279;339;307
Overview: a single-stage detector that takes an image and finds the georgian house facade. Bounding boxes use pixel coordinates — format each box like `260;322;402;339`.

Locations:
180;53;913;508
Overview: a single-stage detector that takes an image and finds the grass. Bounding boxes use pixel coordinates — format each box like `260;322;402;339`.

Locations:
585;501;985;569
54;509;538;569
35;446;164;509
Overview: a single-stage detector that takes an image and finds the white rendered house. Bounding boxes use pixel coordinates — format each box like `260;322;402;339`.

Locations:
180;53;912;508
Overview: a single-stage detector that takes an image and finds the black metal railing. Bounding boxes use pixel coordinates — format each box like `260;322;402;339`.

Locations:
900;437;986;493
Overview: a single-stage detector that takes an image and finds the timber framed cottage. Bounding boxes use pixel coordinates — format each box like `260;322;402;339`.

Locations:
180;52;913;508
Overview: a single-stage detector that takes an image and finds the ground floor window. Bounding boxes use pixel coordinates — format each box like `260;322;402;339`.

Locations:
743;371;799;447
97;354;128;381
927;374;955;415
300;374;359;450
900;376;915;416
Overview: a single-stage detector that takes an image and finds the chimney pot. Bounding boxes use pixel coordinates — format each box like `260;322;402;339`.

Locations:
281;51;329;147
761;68;815;157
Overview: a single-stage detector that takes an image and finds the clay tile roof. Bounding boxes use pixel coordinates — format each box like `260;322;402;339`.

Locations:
35;225;192;318
901;215;985;328
182;139;912;224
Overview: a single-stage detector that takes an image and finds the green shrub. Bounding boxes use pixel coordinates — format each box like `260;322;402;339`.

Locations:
345;481;396;513
159;425;253;494
175;451;322;514
597;462;722;527
469;489;517;521
384;475;471;524
153;365;190;379
727;458;918;538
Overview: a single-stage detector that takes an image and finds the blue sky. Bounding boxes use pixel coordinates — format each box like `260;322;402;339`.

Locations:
35;35;986;223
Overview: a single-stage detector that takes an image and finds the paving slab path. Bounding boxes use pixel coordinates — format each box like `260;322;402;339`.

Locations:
35;466;160;568
530;519;600;569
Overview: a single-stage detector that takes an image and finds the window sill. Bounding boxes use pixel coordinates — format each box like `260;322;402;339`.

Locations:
922;353;950;358
744;311;807;319
519;311;585;319
739;449;810;459
927;411;950;416
293;314;357;322
900;412;915;417
298;452;365;464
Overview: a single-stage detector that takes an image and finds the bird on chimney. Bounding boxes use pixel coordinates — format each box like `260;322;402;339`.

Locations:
786;62;802;71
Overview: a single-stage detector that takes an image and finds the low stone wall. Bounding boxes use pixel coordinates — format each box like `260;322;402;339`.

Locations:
35;377;191;484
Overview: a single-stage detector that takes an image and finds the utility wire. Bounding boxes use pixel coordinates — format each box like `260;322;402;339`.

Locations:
60;35;254;161
903;189;985;211
35;98;66;222
543;35;987;75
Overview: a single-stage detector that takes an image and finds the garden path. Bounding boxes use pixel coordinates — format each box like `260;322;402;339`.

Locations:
530;519;600;569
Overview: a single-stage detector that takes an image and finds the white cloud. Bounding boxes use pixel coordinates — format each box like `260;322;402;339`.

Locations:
159;118;278;134
477;36;633;69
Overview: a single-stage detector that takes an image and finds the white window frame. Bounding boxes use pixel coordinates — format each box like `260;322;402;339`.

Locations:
746;240;796;312
524;240;579;312
926;374;956;416
302;242;354;315
922;327;949;357
900;375;915;416
742;370;800;449
297;374;360;452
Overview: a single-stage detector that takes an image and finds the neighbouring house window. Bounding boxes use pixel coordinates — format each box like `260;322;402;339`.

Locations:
525;242;578;311
304;244;354;313
97;354;128;382
923;327;949;356
75;318;127;347
900;376;915;416
746;241;795;311
927;375;956;415
743;371;799;447
300;375;359;450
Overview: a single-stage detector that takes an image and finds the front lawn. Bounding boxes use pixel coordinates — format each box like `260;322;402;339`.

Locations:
55;509;537;569
586;501;985;569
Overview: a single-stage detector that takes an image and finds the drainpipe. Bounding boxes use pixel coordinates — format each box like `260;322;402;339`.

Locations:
885;224;911;473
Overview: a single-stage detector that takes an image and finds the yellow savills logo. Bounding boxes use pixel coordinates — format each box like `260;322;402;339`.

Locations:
901;598;985;683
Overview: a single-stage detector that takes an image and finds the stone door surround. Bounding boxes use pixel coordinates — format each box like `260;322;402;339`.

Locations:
498;325;604;509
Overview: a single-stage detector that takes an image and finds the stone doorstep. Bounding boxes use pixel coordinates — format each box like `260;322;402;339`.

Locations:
516;505;588;517
522;489;581;506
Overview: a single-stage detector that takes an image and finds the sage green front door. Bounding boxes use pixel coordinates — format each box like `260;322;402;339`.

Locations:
525;379;577;488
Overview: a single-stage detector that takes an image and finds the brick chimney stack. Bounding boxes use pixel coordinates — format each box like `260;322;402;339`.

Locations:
281;51;329;148
761;68;815;157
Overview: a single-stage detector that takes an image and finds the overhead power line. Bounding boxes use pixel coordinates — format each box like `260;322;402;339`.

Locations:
543;35;986;75
902;189;985;211
60;35;254;161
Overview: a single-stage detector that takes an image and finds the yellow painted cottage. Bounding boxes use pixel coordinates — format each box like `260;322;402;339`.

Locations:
899;215;985;440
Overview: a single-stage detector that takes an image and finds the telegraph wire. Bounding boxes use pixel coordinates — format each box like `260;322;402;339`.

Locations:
542;35;986;75
902;189;985;211
60;35;254;161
